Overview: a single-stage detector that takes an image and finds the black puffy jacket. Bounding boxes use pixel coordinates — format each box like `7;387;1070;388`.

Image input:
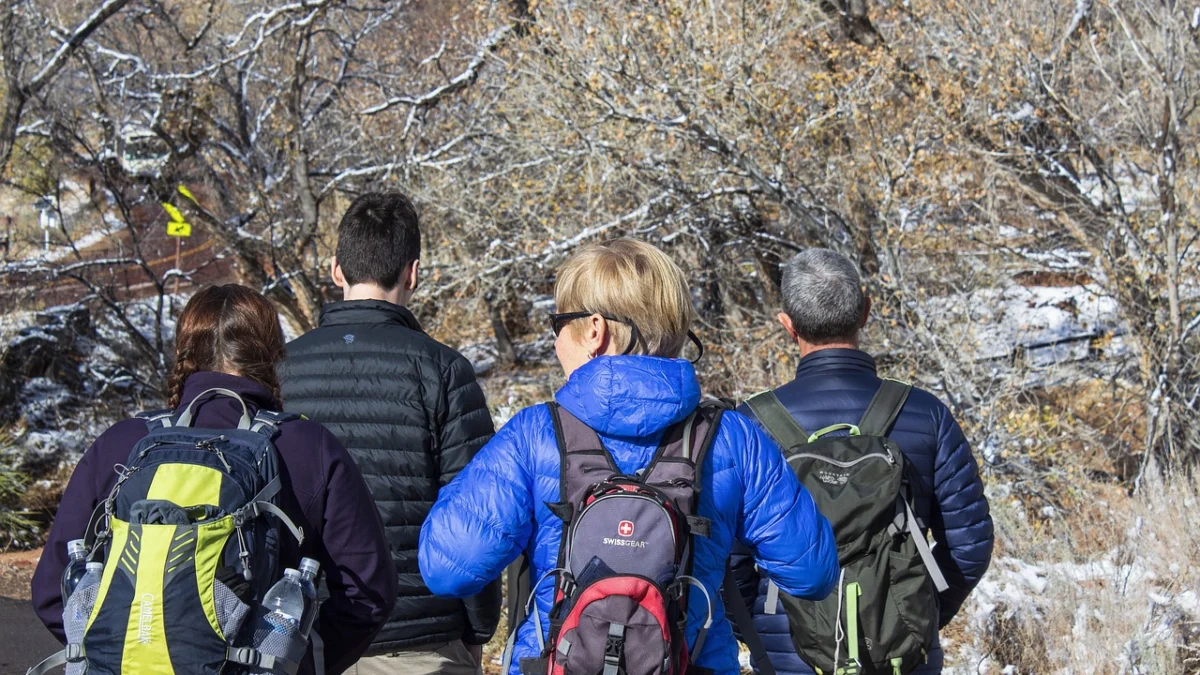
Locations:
280;300;501;653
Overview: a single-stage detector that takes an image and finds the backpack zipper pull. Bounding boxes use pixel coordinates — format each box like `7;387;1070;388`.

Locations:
233;517;253;581
197;436;233;472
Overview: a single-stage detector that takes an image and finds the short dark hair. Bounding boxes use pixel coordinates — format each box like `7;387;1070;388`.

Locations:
335;192;421;290
780;248;866;344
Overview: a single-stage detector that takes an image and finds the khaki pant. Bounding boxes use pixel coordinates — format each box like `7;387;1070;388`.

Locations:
353;641;481;675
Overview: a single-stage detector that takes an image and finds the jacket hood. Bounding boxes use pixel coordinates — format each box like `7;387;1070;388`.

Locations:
555;355;701;438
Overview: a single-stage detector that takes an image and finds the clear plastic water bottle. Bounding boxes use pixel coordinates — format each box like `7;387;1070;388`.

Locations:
61;539;89;602
262;568;305;626
63;562;103;647
297;558;320;639
256;568;308;670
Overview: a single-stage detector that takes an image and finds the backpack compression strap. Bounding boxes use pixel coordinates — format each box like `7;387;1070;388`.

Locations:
862;380;953;593
227;646;300;675
723;563;778;675
857;380;912;437
743;391;809;451
25;644;84;675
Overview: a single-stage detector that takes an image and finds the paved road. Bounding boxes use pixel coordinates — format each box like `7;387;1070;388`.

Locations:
0;595;61;674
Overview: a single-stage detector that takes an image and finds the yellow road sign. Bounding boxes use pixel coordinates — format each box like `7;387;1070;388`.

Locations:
163;202;192;237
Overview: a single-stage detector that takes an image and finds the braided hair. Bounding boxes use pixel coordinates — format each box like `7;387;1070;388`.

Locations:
167;284;287;409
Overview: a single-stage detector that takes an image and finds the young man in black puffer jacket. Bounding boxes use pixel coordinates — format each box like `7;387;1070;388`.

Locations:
281;192;500;675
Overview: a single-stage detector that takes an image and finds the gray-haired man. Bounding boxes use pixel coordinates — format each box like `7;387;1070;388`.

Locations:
733;248;993;675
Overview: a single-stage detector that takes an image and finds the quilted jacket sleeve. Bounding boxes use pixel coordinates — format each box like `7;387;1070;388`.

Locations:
928;405;994;627
420;407;537;599
436;354;495;486
728;412;839;601
434;353;501;644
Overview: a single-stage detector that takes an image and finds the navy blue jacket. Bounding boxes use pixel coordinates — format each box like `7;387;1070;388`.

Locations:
31;372;397;675
733;349;993;675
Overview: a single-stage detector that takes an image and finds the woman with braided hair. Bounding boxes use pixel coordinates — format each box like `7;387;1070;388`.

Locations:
32;284;396;675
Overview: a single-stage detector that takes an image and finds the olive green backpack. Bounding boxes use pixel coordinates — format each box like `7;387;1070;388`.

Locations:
744;380;949;675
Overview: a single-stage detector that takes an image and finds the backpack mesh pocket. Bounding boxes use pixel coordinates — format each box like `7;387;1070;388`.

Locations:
246;610;307;674
214;579;252;643
63;583;99;675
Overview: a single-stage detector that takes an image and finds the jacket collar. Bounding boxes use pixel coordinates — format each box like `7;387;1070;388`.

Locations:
178;371;279;411
555;355;701;438
318;299;424;333
794;348;878;379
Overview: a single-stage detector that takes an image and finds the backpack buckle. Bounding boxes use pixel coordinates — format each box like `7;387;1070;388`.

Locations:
604;623;626;662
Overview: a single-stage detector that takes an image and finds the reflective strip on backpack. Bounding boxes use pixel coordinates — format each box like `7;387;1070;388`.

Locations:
764;579;780;615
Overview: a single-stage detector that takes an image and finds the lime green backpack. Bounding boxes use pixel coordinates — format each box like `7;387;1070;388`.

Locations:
30;389;308;675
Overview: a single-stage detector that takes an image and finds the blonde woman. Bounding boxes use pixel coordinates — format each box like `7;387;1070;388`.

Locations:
419;239;837;675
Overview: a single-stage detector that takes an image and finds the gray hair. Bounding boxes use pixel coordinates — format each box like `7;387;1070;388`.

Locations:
780;248;866;343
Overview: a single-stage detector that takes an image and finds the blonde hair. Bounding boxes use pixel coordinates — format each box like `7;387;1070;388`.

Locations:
554;238;693;357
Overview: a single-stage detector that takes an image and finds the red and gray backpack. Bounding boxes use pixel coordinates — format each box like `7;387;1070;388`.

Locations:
510;401;727;675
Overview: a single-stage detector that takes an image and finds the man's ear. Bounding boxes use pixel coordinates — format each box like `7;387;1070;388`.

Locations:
777;312;801;344
405;259;421;292
861;295;872;328
331;256;347;289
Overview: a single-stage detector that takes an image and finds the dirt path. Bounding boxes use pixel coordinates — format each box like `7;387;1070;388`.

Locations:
0;549;61;675
1;225;231;310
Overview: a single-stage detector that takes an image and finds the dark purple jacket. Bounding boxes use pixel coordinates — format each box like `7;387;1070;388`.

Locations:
31;371;397;675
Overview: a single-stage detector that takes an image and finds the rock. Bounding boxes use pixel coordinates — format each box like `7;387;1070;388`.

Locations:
0;306;93;427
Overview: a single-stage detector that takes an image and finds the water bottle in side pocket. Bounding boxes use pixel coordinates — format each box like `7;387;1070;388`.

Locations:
63;562;102;675
251;569;309;673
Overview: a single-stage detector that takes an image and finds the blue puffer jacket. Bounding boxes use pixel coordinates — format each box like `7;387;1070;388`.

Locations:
733;349;994;675
419;355;840;675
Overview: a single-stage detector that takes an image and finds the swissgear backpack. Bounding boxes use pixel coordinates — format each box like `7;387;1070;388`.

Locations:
743;380;949;675
508;401;726;675
30;388;310;675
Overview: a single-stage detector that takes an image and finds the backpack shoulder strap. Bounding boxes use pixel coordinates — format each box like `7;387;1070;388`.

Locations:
724;562;778;675
548;402;619;512
689;399;727;486
641;400;726;535
743;390;809;450
249;410;301;439
135;409;176;431
858;379;912;437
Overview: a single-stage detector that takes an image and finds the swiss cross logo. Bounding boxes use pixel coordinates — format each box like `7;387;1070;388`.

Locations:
618;521;635;537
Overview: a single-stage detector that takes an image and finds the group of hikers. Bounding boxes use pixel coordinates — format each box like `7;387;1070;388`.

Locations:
28;191;994;675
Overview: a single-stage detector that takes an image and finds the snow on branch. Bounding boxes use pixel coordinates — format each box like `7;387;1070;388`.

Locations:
361;25;512;120
26;0;133;94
